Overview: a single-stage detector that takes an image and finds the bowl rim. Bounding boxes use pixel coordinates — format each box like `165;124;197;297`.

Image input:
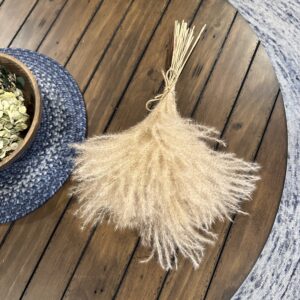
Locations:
0;53;42;171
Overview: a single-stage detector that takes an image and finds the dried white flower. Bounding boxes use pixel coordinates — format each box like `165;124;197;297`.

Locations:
0;88;29;160
73;21;260;270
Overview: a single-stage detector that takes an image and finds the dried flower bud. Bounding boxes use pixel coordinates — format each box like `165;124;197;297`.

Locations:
0;66;29;161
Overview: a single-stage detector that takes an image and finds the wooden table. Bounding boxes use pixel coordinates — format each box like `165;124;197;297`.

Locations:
0;0;287;299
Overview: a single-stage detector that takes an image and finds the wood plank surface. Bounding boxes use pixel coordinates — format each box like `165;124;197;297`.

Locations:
10;0;68;49
0;1;108;299
115;13;259;300
0;0;135;298
21;1;171;299
0;0;41;250
158;44;279;300
67;0;134;91
0;224;10;245
205;93;287;300
64;1;238;299
0;1;287;299
9;2;136;298
38;0;103;63
0;0;37;47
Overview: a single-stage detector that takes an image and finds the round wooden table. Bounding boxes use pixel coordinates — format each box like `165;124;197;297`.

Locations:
0;0;287;299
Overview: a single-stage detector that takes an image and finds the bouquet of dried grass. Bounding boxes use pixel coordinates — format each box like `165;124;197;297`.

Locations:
72;21;260;270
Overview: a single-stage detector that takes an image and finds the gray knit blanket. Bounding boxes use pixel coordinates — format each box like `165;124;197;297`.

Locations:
228;1;300;299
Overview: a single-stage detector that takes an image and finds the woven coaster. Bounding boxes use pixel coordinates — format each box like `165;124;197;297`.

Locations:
0;48;86;223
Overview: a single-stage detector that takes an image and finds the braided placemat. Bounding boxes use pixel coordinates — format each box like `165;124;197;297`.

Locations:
0;48;86;223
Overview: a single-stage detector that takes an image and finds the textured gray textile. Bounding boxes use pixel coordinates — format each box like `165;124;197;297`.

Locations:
228;1;300;299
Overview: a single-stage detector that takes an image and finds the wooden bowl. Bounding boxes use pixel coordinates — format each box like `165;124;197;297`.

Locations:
0;53;41;170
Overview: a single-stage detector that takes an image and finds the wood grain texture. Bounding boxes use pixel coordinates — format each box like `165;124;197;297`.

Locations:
0;1;108;299
67;0;134;91
64;1;238;299
0;0;41;247
0;0;37;47
205;93;287;300
38;0;103;63
0;182;71;300
22;1;170;299
0;225;9;244
84;0;171;133
10;0;68;49
115;13;259;300
110;0;236;132
160;44;279;300
0;1;287;299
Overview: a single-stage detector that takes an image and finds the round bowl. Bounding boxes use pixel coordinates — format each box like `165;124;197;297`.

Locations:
0;53;41;171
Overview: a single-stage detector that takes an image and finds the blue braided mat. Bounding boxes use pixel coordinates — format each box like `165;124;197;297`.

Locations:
0;49;86;223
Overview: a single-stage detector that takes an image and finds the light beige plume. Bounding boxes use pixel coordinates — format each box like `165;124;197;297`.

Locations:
72;21;260;270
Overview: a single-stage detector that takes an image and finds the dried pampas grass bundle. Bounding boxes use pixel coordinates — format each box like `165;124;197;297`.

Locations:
72;21;260;270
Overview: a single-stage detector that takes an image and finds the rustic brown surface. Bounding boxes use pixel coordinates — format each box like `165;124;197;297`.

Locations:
0;0;287;299
0;0;37;48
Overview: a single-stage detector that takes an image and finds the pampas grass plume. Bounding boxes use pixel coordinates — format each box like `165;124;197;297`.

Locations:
72;21;260;270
